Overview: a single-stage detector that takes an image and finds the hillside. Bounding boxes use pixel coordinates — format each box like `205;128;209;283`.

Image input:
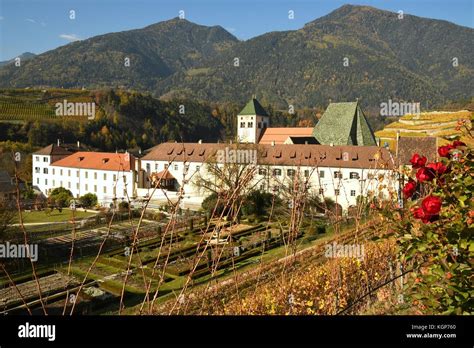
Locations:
0;5;472;109
375;109;474;149
0;89;224;151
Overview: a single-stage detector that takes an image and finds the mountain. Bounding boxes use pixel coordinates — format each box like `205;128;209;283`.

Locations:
0;5;473;109
0;19;237;90
0;52;36;67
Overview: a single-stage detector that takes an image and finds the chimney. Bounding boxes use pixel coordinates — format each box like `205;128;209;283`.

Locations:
198;139;202;144
77;141;80;148
271;141;275;147
330;142;334;147
57;139;60;146
305;140;308;145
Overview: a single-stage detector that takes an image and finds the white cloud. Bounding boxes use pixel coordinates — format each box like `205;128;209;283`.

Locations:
59;34;81;42
225;27;236;33
25;18;36;24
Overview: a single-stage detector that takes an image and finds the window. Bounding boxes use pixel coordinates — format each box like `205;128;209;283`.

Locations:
196;165;200;171
319;170;325;178
174;164;178;171
52;169;55;175
350;190;356;196
68;170;71;177
60;181;63;187
350;172;360;179
164;164;169;169
247;122;253;128
103;187;107;193
35;156;39;162
77;171;80;178
113;174;117;182
155;163;159;171
258;168;267;175
258;122;262;129
60;169;63;176
146;163;151;172
35;167;40;173
43;157;48;162
94;172;97;180
184;165;189;173
263;122;267;128
304;170;310;178
103;173;107;180
68;182;71;189
43;168;48;174
53;180;55;186
334;171;342;179
85;171;88;179
240;122;246;128
45;179;48;185
76;183;79;189
273;168;282;176
335;189;340;196
94;185;97;193
287;169;295;176
319;188;324;195
113;187;116;195
85;184;88;191
36;178;39;185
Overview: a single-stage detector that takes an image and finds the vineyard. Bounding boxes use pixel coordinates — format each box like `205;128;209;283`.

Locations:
0;89;94;122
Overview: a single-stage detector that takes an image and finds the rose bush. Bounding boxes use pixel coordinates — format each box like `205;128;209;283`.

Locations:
397;139;473;314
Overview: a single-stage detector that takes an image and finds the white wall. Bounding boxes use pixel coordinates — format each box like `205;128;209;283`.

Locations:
140;159;396;210
33;156;136;205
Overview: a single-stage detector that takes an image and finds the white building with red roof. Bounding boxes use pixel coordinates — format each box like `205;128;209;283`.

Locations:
33;146;138;205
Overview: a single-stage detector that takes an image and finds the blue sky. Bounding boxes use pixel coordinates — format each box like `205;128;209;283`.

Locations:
0;0;473;61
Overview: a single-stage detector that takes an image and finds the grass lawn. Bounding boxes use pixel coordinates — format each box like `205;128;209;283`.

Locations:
20;209;96;223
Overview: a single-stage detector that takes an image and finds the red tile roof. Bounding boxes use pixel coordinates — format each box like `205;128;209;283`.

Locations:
259;127;314;144
142;143;395;170
51;152;134;171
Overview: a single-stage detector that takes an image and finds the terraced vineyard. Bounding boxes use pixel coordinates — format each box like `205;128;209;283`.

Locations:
0;89;94;122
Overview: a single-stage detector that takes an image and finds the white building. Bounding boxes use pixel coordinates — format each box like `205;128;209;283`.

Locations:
33;145;138;205
140;142;396;211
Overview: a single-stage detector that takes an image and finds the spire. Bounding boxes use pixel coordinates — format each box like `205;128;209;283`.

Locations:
238;97;269;117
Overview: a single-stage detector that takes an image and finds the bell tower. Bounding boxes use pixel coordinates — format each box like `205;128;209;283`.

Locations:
237;96;269;143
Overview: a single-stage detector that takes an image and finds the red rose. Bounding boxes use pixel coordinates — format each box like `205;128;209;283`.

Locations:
452;140;466;148
402;180;417;199
426;162;447;176
409;154;427;168
416;167;435;182
438;145;454;158
412;207;430;223
422;195;442;215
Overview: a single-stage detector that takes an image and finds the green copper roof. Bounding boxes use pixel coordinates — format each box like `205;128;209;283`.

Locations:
312;101;376;146
238;98;269;116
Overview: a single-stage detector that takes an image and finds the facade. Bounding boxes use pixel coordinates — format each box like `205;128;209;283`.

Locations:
33;149;138;205
141;142;396;211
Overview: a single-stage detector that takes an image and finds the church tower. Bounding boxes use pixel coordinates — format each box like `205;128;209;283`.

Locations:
237;97;269;143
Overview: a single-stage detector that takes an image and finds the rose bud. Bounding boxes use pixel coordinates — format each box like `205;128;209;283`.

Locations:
409;154;427;168
402;180;417;199
416;167;435;182
452;140;466;148
438;145;454;158
426;162;448;176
